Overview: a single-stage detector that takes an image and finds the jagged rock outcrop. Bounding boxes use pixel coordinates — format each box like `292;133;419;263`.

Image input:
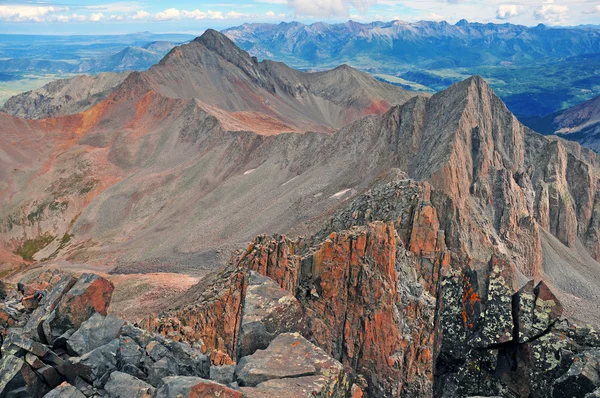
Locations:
146;219;437;397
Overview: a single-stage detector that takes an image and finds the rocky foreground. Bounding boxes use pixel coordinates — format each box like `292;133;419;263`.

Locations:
0;269;351;397
4;180;600;398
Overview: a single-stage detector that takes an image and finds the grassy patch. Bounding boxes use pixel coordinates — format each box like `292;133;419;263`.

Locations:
14;233;55;261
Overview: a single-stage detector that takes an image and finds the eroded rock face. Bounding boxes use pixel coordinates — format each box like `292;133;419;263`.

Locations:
149;220;437;397
141;266;247;365
43;274;114;345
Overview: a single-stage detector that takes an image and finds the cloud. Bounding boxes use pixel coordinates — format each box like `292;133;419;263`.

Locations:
496;5;523;20
84;2;142;13
288;0;377;17
582;5;600;14
266;10;276;16
0;5;68;22
534;4;569;23
423;12;445;21
143;8;256;21
130;10;150;20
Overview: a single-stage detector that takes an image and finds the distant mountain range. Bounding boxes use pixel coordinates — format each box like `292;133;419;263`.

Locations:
224;20;600;69
0;41;179;74
224;20;600;118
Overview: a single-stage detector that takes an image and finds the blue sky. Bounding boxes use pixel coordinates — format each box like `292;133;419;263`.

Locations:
0;0;599;34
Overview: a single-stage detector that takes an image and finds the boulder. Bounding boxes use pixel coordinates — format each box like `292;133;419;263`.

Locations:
117;336;145;370
24;276;77;341
235;333;348;395
238;271;304;357
241;375;347;398
154;376;243;398
66;313;125;356
104;371;155;398
36;364;61;388
68;339;119;385
147;356;179;387
42;274;114;345
161;339;209;378
2;334;49;358
552;349;600;398
44;382;86;398
0;354;47;398
210;364;236;384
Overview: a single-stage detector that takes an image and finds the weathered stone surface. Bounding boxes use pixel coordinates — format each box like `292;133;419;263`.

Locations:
43;274;114;345
147;356;179;387
24;275;77;340
209;364;235;384
0;354;47;398
104;371;155;398
117;336;144;370
515;280;563;343
161;339;209;378
552;349;600;398
235;333;348;395
154;376;243;398
67;313;125;356
469;254;516;348
142;267;247;362
0;355;28;395
2;334;49;358
68;339;119;384
37;365;61;388
44;382;86;398
238;271;304;357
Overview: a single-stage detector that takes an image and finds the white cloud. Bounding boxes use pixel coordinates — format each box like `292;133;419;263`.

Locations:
496;5;523;20
84;2;142;13
89;13;105;22
130;10;150;20
0;5;68;22
288;0;377;17
534;4;569;23
423;12;445;21
266;10;276;16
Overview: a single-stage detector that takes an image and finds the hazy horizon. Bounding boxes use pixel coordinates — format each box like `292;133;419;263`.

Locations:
0;0;599;35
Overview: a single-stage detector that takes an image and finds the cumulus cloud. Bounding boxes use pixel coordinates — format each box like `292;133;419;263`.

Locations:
534;4;569;23
130;10;150;20
496;5;523;20
288;0;376;18
0;5;68;22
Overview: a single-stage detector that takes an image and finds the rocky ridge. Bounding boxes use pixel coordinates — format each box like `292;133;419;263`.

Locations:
1;72;130;119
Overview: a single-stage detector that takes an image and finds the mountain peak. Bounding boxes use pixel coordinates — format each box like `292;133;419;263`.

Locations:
194;29;236;49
